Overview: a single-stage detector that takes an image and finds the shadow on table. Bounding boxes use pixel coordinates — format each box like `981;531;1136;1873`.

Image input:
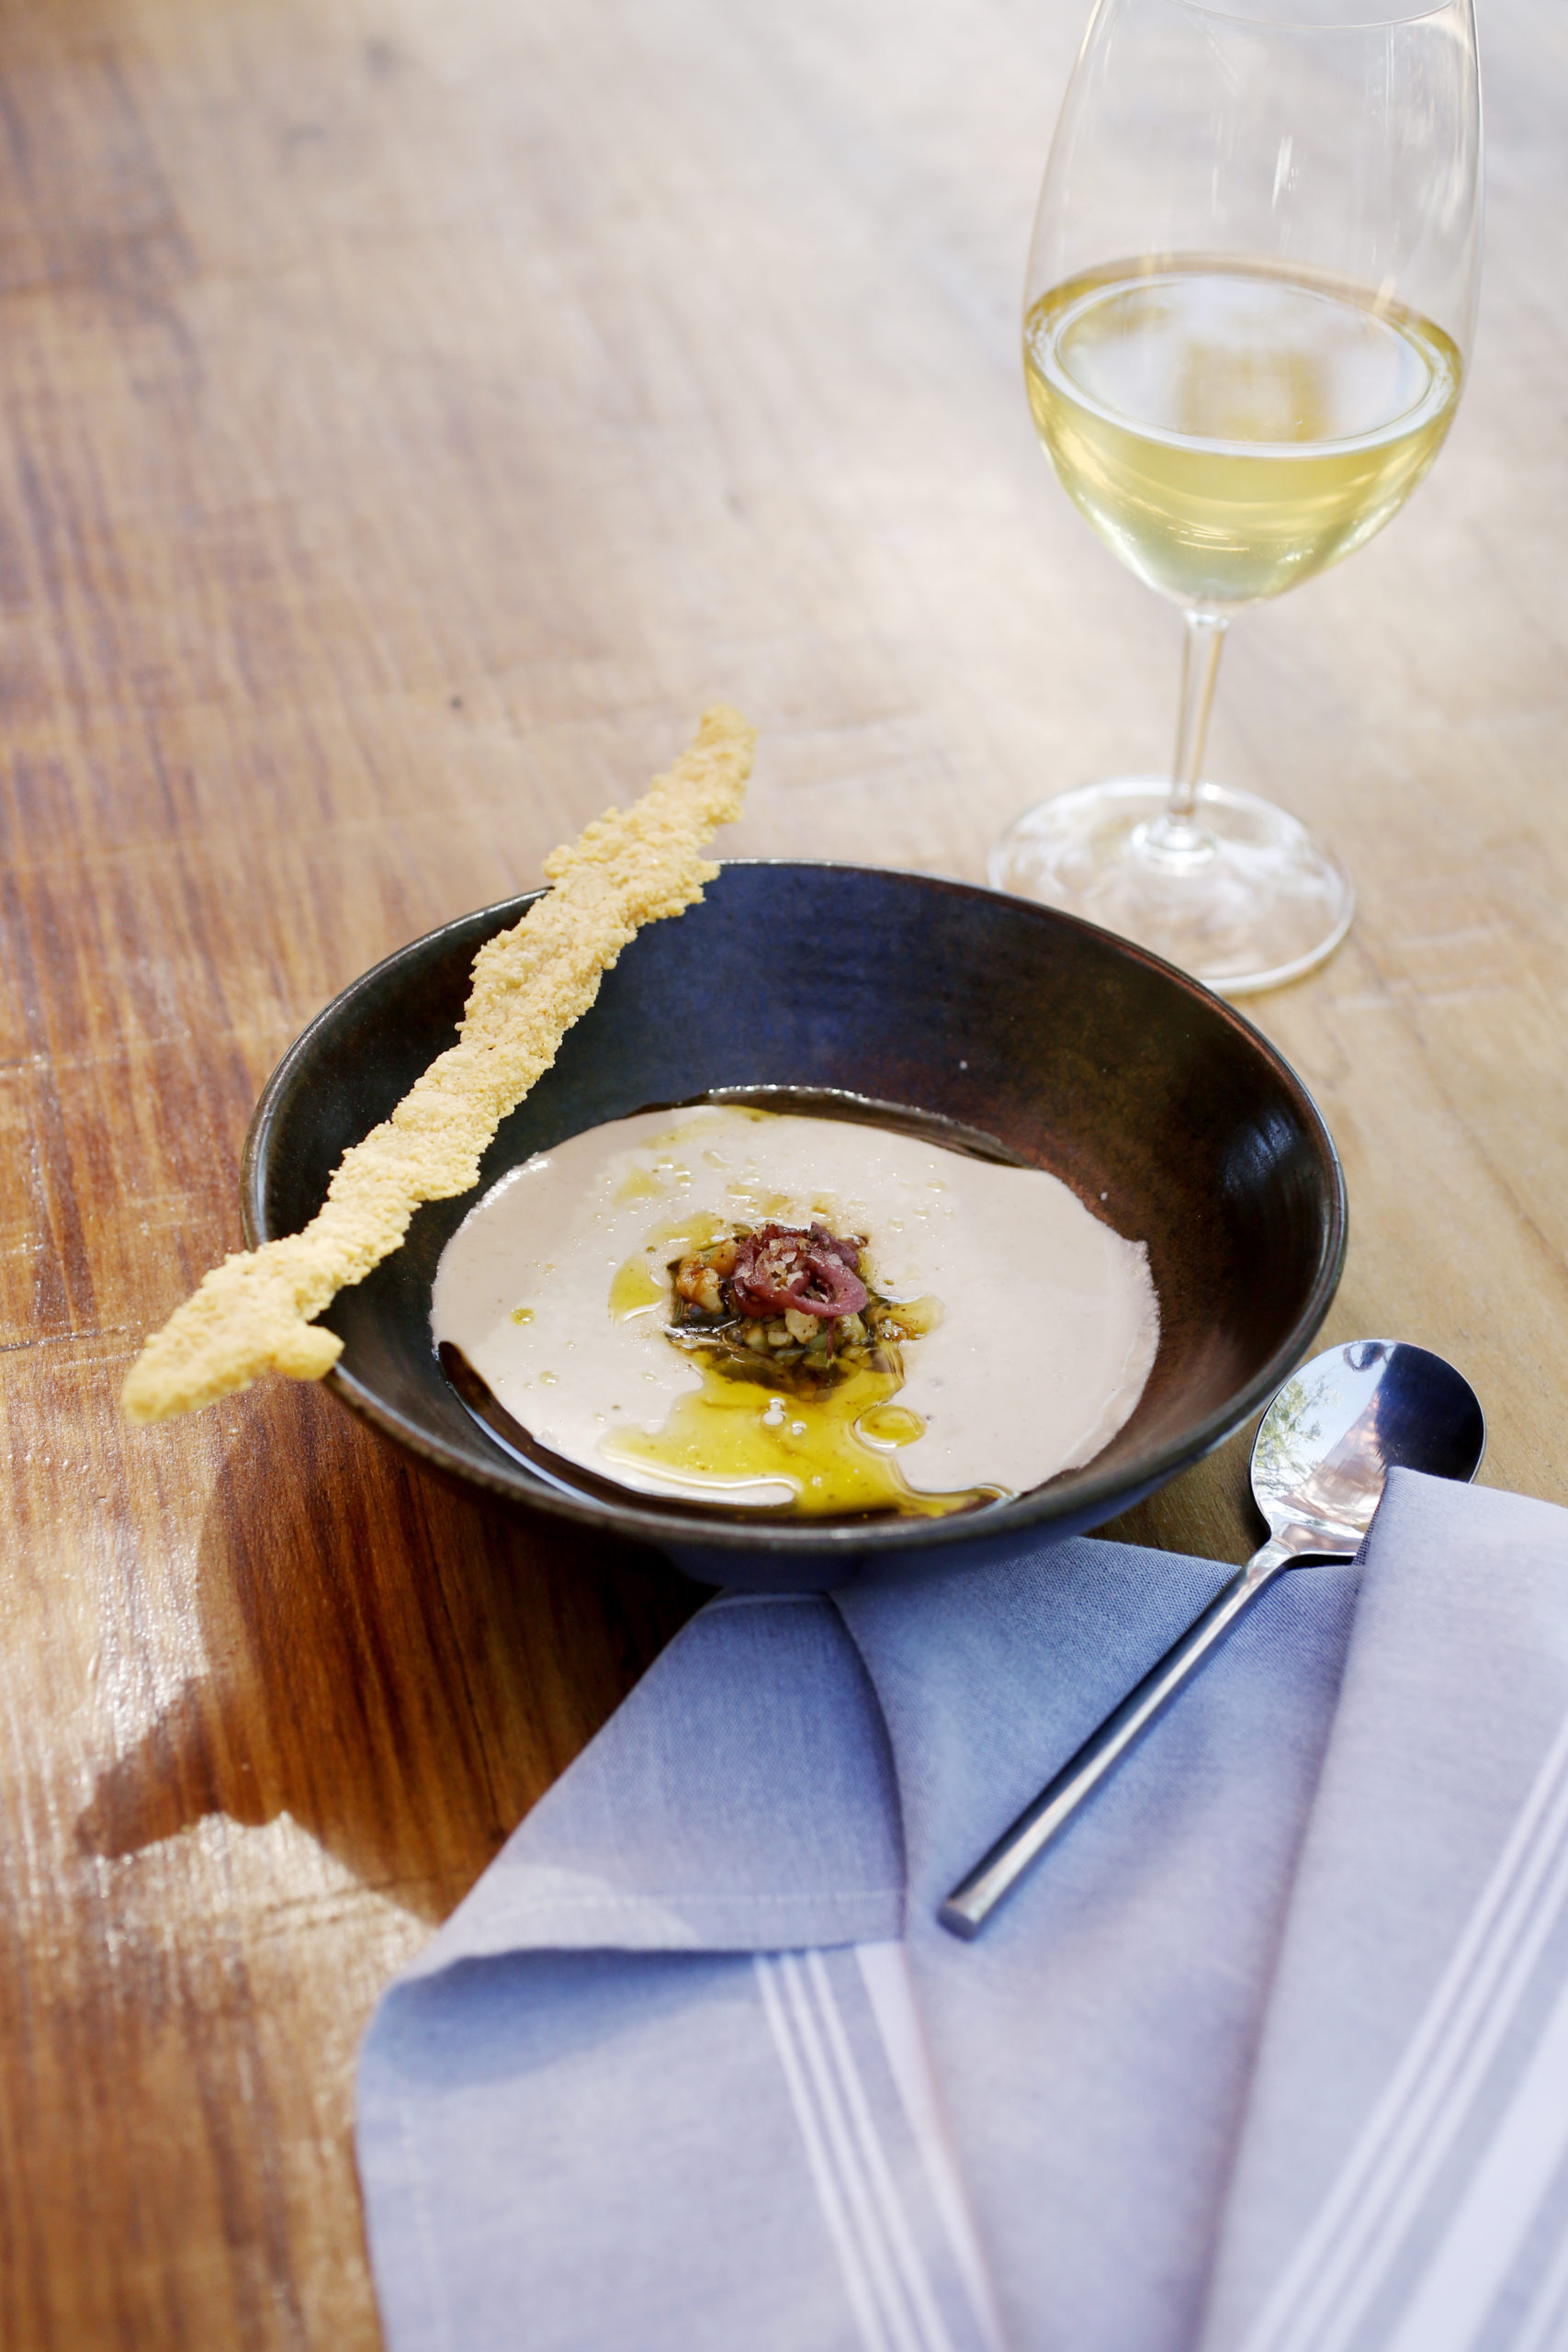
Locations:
76;1382;702;1917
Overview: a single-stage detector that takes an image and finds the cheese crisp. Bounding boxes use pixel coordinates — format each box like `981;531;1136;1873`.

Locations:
121;706;755;1423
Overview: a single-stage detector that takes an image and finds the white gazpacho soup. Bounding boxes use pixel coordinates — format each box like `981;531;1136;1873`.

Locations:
431;1103;1158;1518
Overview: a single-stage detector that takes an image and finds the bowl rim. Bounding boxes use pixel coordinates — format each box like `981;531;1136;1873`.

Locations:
242;859;1347;1556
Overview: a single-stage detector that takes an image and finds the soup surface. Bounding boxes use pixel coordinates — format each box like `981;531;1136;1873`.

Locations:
431;1104;1158;1514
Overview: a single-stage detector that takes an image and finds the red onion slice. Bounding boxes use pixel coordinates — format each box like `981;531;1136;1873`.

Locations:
730;1222;869;1319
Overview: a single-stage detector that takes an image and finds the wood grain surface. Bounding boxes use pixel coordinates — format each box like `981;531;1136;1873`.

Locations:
1;0;1562;2342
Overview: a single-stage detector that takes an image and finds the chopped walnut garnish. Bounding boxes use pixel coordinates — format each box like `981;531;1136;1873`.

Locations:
673;1236;739;1316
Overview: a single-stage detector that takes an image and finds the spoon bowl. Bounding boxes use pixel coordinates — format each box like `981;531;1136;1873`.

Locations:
1251;1339;1485;1558
941;1338;1484;1938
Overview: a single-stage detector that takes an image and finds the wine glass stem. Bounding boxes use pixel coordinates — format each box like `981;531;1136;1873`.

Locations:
1142;609;1229;864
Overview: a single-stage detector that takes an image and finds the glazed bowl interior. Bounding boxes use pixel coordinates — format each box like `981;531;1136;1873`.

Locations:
243;862;1345;1589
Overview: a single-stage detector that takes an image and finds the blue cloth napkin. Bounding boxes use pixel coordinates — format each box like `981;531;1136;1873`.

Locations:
356;1469;1568;2352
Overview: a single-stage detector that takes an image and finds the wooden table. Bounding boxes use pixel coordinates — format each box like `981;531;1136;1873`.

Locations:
3;0;1562;2340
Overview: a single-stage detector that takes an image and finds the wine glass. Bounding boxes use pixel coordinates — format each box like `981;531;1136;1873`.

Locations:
989;0;1482;993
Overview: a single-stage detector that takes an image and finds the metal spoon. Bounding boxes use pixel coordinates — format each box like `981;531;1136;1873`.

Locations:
939;1340;1485;1939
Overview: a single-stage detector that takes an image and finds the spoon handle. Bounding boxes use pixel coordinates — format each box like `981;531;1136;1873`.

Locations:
938;1535;1305;1939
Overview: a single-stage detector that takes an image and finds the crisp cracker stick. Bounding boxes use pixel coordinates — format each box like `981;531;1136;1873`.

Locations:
123;706;755;1422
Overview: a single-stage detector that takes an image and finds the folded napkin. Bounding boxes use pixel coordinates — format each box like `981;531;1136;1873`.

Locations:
356;1469;1568;2352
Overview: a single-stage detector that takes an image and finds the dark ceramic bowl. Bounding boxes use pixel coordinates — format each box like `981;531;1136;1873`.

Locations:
243;863;1344;1589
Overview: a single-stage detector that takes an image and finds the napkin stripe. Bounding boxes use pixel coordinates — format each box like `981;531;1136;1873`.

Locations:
1380;1962;1568;2352
1340;1830;1568;2352
807;1951;964;2352
755;1953;892;2352
756;1951;963;2352
854;1943;1010;2352
777;1951;931;2352
1238;1702;1568;2352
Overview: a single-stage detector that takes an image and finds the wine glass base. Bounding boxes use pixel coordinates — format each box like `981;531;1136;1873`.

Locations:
987;777;1353;996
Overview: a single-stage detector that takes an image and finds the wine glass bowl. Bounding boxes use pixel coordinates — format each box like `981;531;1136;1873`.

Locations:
990;0;1482;994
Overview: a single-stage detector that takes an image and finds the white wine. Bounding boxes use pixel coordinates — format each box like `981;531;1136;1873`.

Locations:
1023;261;1462;608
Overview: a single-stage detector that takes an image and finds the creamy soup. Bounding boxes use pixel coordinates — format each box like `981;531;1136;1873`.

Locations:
431;1104;1158;1517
